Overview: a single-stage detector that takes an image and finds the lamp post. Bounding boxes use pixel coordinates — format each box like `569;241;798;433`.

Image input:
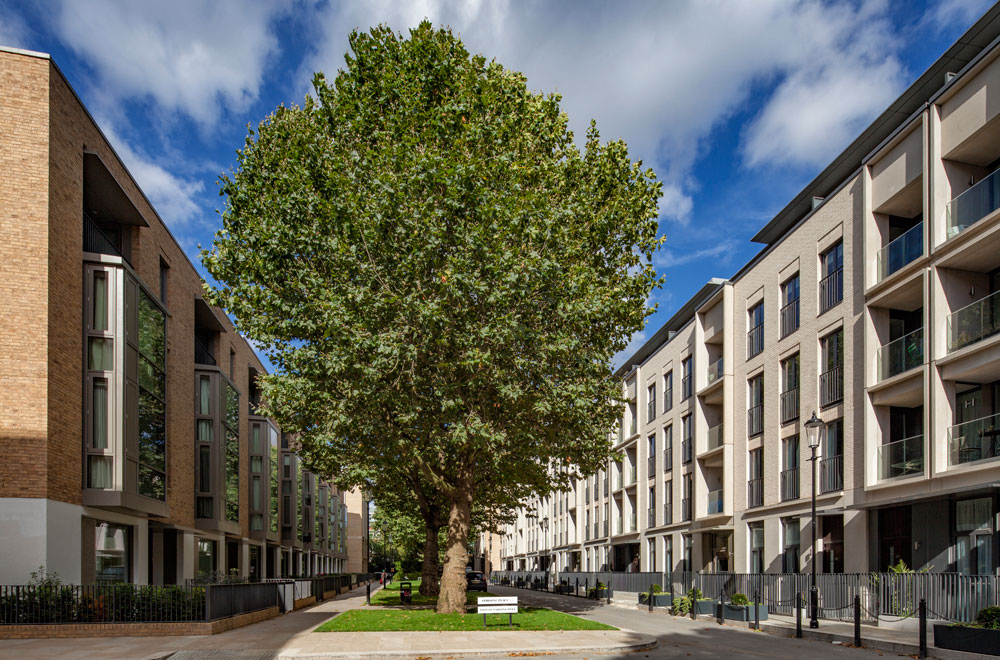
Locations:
804;411;825;630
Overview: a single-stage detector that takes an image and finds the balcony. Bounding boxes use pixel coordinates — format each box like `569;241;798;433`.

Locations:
707;489;723;515
780;298;800;338
706;423;724;451
681;375;693;400
947;291;1000;353
820;267;844;313
820;366;843;407
780;387;799;423
878;435;924;480
747;325;764;358
747;404;763;436
948;412;1000;467
83;213;130;265
780;467;799;501
877;328;923;381
747;478;763;508
876;222;923;282
707;357;724;385
627;467;637;486
946;167;1000;239
820;455;843;493
681;497;691;522
681;438;692;463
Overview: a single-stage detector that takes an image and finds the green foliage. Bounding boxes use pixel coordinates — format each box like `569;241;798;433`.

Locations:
730;593;749;606
687;587;702;602
672;596;692;616
28;565;61;589
976;606;1000;630
649;584;662;594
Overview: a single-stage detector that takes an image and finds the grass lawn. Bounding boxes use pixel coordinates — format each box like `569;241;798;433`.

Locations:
315;607;617;632
370;585;491;607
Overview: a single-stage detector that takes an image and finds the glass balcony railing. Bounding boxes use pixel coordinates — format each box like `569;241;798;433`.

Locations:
947;290;1000;353
876;222;923;282
878;434;924;480
948;412;1000;466
707;489;723;514
647;455;655;476
877;328;923;381
946;167;1000;239
707;357;723;385
706;423;723;451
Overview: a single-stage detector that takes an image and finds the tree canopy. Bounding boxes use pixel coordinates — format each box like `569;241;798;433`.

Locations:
203;21;662;612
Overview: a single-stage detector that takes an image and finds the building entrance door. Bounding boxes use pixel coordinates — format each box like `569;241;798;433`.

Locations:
878;506;912;570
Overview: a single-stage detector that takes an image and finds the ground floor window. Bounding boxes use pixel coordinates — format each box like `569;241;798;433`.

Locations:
956;498;994;575
782;518;800;573
749;524;764;573
198;539;216;578
648;538;656;572
95;522;130;582
682;534;692;573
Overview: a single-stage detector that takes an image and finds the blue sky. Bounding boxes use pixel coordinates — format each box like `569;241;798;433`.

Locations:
0;0;993;369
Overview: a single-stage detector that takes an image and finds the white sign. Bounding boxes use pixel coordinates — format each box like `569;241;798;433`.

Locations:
477;597;517;605
478;605;518;614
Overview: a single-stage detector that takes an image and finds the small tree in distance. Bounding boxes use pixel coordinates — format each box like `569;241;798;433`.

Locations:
204;22;663;613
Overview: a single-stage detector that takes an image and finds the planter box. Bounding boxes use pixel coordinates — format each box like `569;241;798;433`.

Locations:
722;603;768;622
695;599;718;615
638;593;672;607
555;585;575;594
934;624;1000;655
588;589;610;599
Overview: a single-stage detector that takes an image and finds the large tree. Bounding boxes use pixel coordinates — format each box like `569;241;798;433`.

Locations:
204;22;662;613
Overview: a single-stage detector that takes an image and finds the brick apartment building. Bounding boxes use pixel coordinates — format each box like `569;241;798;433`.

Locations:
0;45;361;585
502;4;1000;578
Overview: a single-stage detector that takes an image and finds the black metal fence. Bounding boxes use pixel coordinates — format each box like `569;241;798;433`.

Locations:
0;584;206;624
205;583;278;621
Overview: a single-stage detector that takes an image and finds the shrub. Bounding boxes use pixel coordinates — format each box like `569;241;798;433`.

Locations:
730;593;749;606
650;584;662;594
687;587;703;601
976;606;1000;630
672;596;692;615
596;581;606;590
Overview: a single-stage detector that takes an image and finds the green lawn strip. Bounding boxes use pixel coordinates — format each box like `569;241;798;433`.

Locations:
315;607;617;632
370;588;492;607
381;577;422;591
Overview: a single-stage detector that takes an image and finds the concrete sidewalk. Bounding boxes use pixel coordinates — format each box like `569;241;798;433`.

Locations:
0;584;655;660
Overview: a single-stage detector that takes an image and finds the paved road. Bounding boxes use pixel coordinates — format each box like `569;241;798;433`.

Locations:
487;586;877;660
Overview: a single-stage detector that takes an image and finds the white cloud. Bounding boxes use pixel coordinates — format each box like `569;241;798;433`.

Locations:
655;240;739;270
613;330;647;371
926;0;993;32
49;0;292;125
0;2;29;48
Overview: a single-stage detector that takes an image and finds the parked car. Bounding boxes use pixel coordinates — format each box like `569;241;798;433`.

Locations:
466;571;488;592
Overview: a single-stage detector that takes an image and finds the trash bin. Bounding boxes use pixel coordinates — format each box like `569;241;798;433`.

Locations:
400;581;412;604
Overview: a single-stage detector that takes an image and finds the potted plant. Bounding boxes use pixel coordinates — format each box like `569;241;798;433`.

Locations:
722;592;768;622
638;584;671;607
588;581;609;599
687;587;717;615
934;606;1000;655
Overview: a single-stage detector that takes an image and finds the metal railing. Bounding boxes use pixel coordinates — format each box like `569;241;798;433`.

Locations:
780;298;799;338
747;404;763;436
820;366;843;406
747;477;763;508
706;423;723;451
948;411;1000;466
707;358;723;385
878;435;924;480
663;387;673;412
662;504;672;525
877;328;923;381
83;213;128;264
681;438;692;463
780;387;799;423
780;467;799;501
647;455;655;476
707;489;723;514
681;375;692;400
206;583;277;621
947;166;1000;239
947;289;1000;353
681;497;691;521
820;454;844;493
663;447;673;472
820;267;843;313
747;324;764;358
877;222;923;282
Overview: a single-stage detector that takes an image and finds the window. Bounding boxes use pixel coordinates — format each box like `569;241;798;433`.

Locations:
647;383;657;423
782;519;800;573
665;536;673;574
780;274;800;337
224;382;240;522
820;241;844;313
137;289;166;500
648;538;657;572
681;415;692;463
159;258;169;305
95;521;130;582
663;480;672;525
780;354;800;423
681;358;693;399
821;418;844;493
663;371;673;412
197;539;216;578
747;301;764;358
748;374;764;436
748;447;763;508
682;474;692;521
86;267;115;490
663;425;673;472
750;524;764;573
648;485;656;527
682;534;692;573
781;435;800;501
820;329;844;406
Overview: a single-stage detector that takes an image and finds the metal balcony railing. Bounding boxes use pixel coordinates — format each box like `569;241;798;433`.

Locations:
780;387;799;423
706;423;723;451
820;455;844;493
647;455;655;476
648;508;656;527
747;404;763;436
664;387;673;412
877;328;923;381
681;375;693;400
820;366;843;406
707;358;723;385
681;497;691;522
819;267;843;313
877;222;923;282
681;438;692;464
83;213;129;264
663;448;673;472
948;412;1000;466
878;434;924;480
780;298;800;338
662;504;672;525
947;290;1000;353
747;324;764;358
780;467;799;501
707;489;723;514
947;166;1000;239
747;478;763;508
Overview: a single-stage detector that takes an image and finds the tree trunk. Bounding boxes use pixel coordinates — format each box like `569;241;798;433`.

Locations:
419;523;440;596
436;487;473;613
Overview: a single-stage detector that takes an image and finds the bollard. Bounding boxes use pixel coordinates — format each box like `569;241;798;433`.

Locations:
853;595;861;647
754;589;760;631
576;578;579;597
795;592;802;638
649;582;654;612
717;589;723;625
606;574;612;605
919;599;927;659
366;582;370;606
585;578;589;598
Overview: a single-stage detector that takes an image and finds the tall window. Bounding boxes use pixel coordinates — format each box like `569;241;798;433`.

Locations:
682;415;692;463
86;267;114;490
820;329;844;406
682;534;692;573
648;486;656;527
663;425;673;472
747;301;764;358
137;289;166;500
665;536;673;575
663;371;673;412
748;447;763;508
224;382;240;522
197;539;216;578
780;274;800;337
682;474;692;521
269;426;279;533
820;241;844;313
781;435;800;501
663;480;673;525
749;524;764;573
647;433;656;477
95;522;130;582
647;383;657;423
681;357;693;400
782;519;800;573
821;418;845;493
748;374;764;436
780;353;800;423
648;538;656;572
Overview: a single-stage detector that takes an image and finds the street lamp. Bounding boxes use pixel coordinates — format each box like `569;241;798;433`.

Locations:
804;411;825;630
